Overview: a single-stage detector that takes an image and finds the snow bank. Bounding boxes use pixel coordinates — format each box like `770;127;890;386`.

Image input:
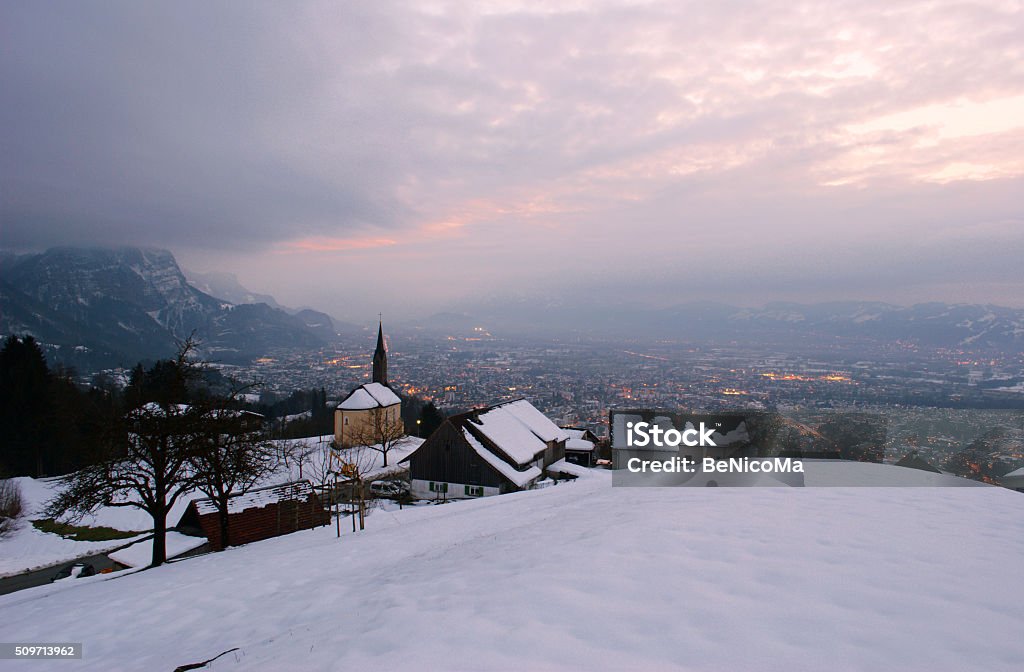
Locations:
0;522;145;578
108;532;207;568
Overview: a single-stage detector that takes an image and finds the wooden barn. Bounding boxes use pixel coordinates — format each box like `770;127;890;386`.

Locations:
401;399;567;499
178;480;330;551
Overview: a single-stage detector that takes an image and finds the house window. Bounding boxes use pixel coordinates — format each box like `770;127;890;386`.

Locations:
429;481;448;493
464;485;484;497
343;416;349;426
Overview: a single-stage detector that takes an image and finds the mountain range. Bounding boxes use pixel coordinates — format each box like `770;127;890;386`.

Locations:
415;297;1024;351
0;247;336;369
2;245;1022;372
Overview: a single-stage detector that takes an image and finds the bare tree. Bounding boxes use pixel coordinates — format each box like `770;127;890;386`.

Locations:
297;437;335;504
0;478;24;538
46;340;202;567
48;399;200;566
348;407;407;467
188;399;278;550
330;441;381;531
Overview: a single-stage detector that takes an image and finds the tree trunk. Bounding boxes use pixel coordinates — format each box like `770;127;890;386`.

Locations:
358;481;365;531
218;499;231;549
151;511;167;567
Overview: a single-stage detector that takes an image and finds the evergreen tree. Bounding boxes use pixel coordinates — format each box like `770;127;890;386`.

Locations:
0;336;52;476
417;401;445;438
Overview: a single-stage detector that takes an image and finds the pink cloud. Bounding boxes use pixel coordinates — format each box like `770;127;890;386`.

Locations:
277;236;398;253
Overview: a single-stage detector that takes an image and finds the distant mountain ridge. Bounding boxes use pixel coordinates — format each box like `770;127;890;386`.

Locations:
183;268;346;341
0;246;336;369
416;298;1024;351
184;269;284;310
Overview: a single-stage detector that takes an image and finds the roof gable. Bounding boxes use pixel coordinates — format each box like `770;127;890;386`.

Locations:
192;480;316;516
464;399;565;466
500;400;570;443
338;382;401;410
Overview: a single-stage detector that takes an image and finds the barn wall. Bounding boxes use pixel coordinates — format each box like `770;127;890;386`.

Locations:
197;495;331;552
406;420;506;489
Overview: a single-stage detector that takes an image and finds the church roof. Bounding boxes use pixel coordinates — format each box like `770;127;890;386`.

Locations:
375;321;387;356
338;382;401;410
373;320;388;385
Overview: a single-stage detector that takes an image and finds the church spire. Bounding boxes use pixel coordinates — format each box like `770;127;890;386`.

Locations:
372;318;388;385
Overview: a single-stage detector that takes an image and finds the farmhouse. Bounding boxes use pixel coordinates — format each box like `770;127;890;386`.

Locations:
177;480;330;551
401;399;568;499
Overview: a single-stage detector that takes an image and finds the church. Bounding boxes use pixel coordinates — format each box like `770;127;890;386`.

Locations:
334;321;403;448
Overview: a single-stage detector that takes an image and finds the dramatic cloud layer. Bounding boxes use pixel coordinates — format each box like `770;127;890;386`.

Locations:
2;1;1023;318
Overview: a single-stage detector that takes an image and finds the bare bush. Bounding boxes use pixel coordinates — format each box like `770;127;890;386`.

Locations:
0;478;25;537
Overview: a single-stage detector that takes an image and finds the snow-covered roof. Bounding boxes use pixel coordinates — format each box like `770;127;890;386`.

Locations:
463;430;541;488
499;400;570;443
563;428;588;440
545;458;591;478
131;404;262;421
708;421;749;446
611;412;643;449
566;438;595;452
470;407;547;464
1003;466;1024;478
338;382;401;410
193;480;316;516
132;402;190;417
466;400;567;466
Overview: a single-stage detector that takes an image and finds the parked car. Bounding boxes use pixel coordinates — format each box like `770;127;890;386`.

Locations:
51;562;96;582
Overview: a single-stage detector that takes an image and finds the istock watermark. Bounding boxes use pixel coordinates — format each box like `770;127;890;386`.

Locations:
625;456;805;474
624;421;718;448
608;407;1024;488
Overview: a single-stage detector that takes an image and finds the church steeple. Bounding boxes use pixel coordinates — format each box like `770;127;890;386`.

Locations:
372;319;388;385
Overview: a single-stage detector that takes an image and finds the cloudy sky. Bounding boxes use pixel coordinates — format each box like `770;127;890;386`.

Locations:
2;1;1023;320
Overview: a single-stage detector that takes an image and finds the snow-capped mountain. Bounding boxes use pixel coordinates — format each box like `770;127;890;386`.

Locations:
0;247;335;368
184;269;338;342
184;269;284;310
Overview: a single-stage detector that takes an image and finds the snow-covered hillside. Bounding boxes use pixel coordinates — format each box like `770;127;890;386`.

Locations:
2;465;1023;671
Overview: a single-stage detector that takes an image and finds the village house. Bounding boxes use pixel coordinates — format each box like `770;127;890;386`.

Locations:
562;427;600;467
401;399;568;499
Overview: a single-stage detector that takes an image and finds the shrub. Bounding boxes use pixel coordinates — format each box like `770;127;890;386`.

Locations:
31;518;141;542
0;479;24;538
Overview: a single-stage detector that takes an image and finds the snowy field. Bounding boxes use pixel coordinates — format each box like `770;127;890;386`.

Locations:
0;477;153;577
1;464;1023;671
